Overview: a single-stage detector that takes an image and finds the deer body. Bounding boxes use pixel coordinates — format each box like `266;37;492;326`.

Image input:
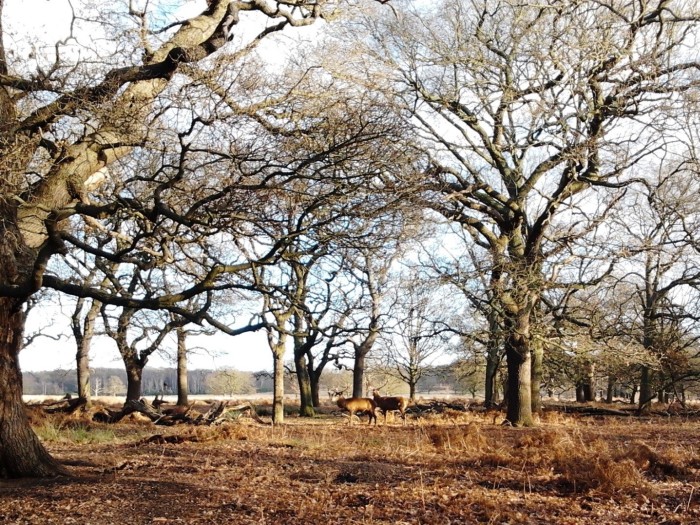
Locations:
372;390;409;425
334;395;377;426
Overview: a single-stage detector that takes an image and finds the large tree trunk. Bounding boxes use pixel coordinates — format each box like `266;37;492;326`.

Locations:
483;304;502;408
658;388;668;404
124;359;145;402
352;323;379;398
291;314;315;417
294;350;314;417
582;380;595;402
638;366;654;412
575;383;586;403
582;361;595;402
352;351;366;398
75;299;101;403
176;326;189;406
307;346;331;408
606;376;615;404
0;301;68;477
504;309;534;427
310;367;322;407
484;349;500;409
505;344;533;426
76;345;91;402
272;347;285;424
530;338;543;414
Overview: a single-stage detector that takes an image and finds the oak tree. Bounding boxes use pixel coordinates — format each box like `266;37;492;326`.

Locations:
0;0;394;478
353;0;700;425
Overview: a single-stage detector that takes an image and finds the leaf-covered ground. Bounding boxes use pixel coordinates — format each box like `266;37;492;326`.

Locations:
2;403;699;524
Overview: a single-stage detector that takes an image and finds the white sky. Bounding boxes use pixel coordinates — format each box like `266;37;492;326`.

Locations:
20;293;277;372
21;316;275;372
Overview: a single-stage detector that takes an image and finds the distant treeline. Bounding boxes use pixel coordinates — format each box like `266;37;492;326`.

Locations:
22;365;469;398
23;368;270;397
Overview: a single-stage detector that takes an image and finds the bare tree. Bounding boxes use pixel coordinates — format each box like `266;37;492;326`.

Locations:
174;324;189;406
343;248;396;398
0;0;396;477
169;320;217;407
420;231;506;408
70;296;102;404
609;164;700;410
379;270;453;400
101;304;182;401
205;368;255;397
350;0;700;425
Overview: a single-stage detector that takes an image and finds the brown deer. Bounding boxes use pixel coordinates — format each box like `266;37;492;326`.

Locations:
333;395;377;426
372;389;409;425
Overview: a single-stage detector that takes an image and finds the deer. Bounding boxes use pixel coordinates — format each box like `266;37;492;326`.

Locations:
333;394;377;426
372;389;409;425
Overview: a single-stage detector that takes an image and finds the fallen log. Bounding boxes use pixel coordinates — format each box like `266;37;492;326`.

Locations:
408;400;472;415
42;397;88;414
545;404;633;417
92;398;269;426
196;402;269;426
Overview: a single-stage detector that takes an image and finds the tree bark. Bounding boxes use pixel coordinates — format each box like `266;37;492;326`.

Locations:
484;348;500;409
294;350;314;417
75;299;100;403
605;376;615;403
582;361;595;402
0;300;68;477
124;360;145;402
352;350;366;398
352;267;382;398
176;326;189;406
76;344;91;402
292;312;315;416
504;324;534;427
408;381;417;401
483;298;502;408
307;341;334;408
530;338;543;414
272;347;285;424
310;365;321;407
658;389;667;404
639;365;654;412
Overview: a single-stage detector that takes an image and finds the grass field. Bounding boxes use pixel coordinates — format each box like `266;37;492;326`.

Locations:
1;400;699;524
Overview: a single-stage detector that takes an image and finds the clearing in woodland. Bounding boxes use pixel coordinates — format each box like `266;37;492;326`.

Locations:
1;400;699;524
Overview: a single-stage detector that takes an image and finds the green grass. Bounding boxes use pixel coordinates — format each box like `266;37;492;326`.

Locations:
35;421;118;444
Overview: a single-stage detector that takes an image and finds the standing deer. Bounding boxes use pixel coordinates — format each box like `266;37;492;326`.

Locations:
333;395;377;426
372;389;409;425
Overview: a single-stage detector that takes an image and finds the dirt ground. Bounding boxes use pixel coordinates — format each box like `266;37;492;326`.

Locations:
1;403;699;524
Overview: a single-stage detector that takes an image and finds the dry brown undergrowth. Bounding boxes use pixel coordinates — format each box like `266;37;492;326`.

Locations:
2;401;699;524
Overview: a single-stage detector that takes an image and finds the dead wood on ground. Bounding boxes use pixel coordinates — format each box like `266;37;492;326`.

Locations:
90;399;269;426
